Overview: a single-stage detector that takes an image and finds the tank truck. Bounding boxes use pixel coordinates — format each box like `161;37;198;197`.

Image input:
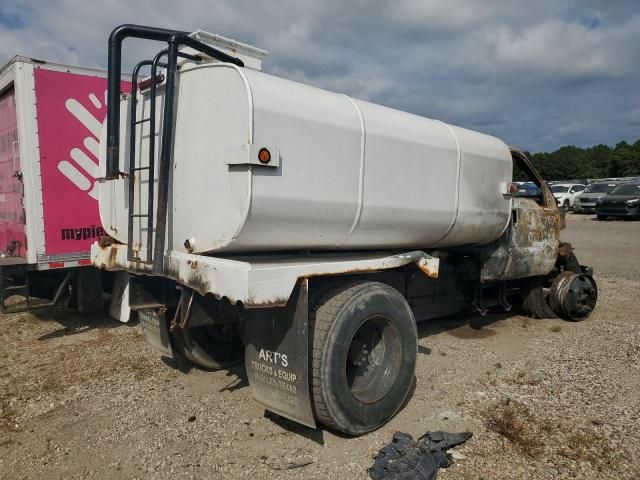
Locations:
92;25;598;435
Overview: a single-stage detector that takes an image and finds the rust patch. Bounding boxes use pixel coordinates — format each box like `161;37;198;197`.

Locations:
558;242;573;257
416;257;439;278
97;235;117;248
108;246;118;268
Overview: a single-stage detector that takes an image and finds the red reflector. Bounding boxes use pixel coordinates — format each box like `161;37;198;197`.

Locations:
48;262;65;269
508;182;518;194
78;259;92;266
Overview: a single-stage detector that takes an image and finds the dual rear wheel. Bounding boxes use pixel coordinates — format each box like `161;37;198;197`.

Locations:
170;321;244;370
168;282;419;435
309;282;418;435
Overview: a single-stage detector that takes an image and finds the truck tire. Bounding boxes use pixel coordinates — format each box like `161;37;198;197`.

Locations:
171;322;244;370
521;277;557;319
310;281;417;435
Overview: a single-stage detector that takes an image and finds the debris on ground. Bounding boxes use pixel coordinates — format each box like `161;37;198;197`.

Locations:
368;431;472;480
263;447;316;470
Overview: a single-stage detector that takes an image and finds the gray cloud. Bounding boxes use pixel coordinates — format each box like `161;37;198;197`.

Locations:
1;0;638;151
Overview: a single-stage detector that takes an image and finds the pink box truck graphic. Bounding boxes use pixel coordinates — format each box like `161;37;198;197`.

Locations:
0;56;130;314
34;68;109;256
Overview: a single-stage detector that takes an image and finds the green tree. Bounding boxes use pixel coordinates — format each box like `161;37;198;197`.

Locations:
609;143;640;177
528;138;640;180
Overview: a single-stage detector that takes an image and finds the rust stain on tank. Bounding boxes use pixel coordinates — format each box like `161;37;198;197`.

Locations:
108;245;118;268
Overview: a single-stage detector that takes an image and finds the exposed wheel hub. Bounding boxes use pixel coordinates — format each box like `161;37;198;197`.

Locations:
550;273;597;321
345;316;402;404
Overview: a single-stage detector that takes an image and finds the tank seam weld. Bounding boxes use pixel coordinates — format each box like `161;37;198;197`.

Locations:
230;66;254;244
335;94;365;246
431;120;461;246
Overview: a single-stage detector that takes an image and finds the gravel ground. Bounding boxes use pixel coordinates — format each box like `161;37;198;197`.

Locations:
1;213;639;479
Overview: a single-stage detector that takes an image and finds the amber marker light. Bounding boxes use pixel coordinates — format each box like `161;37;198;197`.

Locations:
258;147;271;164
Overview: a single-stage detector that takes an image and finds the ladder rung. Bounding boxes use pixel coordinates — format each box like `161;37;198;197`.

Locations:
135;118;151;124
132;166;150;171
129;214;149;218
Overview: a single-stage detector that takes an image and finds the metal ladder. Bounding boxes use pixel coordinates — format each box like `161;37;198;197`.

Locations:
126;51;200;264
107;25;245;273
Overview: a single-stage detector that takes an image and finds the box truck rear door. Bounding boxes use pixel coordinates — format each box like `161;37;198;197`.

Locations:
0;86;26;259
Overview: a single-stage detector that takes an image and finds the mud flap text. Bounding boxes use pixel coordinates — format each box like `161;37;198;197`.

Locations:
243;280;315;428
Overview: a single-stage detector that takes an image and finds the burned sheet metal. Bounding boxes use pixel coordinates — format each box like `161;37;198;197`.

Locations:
480;197;560;282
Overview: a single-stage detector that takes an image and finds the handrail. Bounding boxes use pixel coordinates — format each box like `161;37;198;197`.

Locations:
106;24;245;272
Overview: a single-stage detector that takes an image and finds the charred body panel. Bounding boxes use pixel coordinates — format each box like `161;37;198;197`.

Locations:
479;197;559;282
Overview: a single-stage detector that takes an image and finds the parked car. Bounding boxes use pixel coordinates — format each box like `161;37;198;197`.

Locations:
514;181;542;197
574;181;620;214
551;183;586;211
596;182;640;220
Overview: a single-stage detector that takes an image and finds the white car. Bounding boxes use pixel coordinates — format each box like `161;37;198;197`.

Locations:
550;183;586;211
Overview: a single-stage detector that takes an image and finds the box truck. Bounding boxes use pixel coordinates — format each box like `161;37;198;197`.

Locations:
0;56;130;316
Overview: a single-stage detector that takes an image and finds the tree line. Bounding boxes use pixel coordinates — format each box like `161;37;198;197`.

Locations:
522;139;640;181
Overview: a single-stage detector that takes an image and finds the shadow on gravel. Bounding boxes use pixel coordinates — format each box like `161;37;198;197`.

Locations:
32;306;136;341
218;363;249;392
264;410;325;445
417;311;515;342
161;355;194;374
159;354;250;393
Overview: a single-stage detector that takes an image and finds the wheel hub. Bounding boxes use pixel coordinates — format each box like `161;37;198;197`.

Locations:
550;273;597;321
345;316;402;404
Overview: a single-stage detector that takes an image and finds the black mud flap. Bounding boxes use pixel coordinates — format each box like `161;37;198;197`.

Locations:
139;307;174;357
243;280;315;428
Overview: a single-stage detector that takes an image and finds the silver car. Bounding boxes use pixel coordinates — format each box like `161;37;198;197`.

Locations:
574;182;620;213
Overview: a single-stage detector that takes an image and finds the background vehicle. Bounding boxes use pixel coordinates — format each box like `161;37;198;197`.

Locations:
596;182;640;220
551;183;585;211
92;25;598;436
574;181;620;213
0;56;130;315
514;181;541;197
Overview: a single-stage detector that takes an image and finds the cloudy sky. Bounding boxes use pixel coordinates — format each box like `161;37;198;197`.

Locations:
1;0;639;151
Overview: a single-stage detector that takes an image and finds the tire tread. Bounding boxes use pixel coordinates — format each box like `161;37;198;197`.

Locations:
309;281;379;430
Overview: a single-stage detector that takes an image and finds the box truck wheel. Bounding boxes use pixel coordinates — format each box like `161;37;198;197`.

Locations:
310;282;417;435
171;323;244;370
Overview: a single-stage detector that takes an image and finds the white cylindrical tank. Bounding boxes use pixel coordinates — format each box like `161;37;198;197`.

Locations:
99;63;512;256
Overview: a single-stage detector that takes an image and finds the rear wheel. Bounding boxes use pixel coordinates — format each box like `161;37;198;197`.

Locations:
521;276;557;319
310;282;417;435
171;322;244;370
596;214;606;221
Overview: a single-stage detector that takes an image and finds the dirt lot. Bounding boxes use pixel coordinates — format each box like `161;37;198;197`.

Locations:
1;213;639;480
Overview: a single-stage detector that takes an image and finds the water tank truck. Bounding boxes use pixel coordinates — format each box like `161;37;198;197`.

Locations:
92;25;598;435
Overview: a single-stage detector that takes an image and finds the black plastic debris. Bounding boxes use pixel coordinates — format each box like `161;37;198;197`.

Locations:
368;431;472;480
